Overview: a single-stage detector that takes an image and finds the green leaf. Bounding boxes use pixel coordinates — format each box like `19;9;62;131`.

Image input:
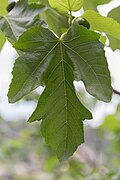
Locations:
99;35;106;45
6;2;16;13
107;6;120;50
0;0;8;16
8;21;112;160
40;5;69;36
29;0;40;3
0;0;46;43
100;115;120;132
40;0;49;6
83;0;111;11
0;30;6;50
108;36;120;51
29;0;69;36
48;0;83;13
101;104;120;132
108;6;120;22
83;10;120;41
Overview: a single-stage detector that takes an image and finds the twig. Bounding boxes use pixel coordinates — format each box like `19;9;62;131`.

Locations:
113;89;120;96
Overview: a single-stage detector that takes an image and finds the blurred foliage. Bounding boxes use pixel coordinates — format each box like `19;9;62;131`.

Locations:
0;0;7;50
0;103;120;180
107;6;120;50
0;31;6;51
0;0;8;16
100;104;120;132
0;85;120;179
83;0;112;11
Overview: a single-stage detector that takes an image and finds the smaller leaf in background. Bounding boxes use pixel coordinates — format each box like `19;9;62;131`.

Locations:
6;1;16;12
0;0;8;16
48;0;83;14
108;36;120;51
99;35;106;45
29;0;40;3
0;0;46;43
77;17;90;29
39;0;49;6
44;156;59;172
40;6;69;36
108;6;120;23
100;115;120;132
107;6;120;50
38;0;69;36
83;0;111;11
0;30;6;51
83;10;120;41
100;104;120;132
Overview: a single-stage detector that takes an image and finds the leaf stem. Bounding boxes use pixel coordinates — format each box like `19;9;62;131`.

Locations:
68;10;73;26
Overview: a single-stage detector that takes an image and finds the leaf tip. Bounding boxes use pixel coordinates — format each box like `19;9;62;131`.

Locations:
7;91;15;104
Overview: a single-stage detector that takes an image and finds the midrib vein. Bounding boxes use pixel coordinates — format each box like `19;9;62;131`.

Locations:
60;42;68;152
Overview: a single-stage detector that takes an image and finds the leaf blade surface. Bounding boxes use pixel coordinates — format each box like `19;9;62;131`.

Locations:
107;6;120;50
48;0;83;13
83;10;120;41
8;21;112;160
83;0;111;11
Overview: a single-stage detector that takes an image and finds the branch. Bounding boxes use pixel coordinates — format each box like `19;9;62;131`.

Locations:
113;89;120;96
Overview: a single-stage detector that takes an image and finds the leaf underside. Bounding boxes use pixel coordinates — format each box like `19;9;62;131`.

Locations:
0;0;46;43
8;21;112;160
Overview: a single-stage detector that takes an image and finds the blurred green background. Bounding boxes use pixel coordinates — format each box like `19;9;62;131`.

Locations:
0;89;120;180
